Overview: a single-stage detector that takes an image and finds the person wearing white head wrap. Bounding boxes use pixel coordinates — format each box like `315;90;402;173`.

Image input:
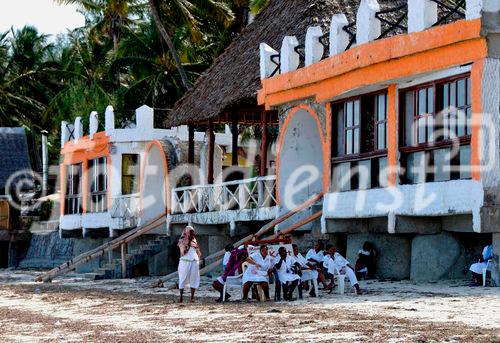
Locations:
177;226;201;302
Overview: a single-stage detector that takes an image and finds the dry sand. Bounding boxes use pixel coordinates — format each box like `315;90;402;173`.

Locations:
0;270;499;342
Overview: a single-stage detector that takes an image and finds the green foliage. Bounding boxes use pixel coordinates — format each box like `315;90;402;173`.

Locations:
0;1;270;164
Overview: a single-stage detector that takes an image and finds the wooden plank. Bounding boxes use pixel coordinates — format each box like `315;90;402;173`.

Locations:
153;210;323;288
35;214;166;282
152;192;323;287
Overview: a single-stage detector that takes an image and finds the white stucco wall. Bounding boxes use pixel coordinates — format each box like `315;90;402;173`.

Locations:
141;144;167;225
277;108;325;213
59;214;82;231
322;180;484;232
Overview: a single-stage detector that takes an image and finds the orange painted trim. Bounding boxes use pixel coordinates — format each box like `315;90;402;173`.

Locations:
325;103;332;192
60;164;66;215
275;104;328;204
261;39;487;108
470;59;484;181
81;160;88;213
387;84;398;186
139;140;171;218
60;131;111;215
258;19;483;106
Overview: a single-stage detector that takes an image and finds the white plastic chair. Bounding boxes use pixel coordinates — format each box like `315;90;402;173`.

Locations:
226;262;267;302
300;269;319;297
333;266;350;295
482;260;492;287
222;273;243;303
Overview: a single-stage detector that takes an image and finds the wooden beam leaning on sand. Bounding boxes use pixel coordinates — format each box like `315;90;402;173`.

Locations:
151;192;324;288
35;214;166;283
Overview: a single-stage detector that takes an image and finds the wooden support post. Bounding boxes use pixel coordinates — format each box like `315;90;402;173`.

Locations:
188;124;195;164
260;111;268;176
231;112;238;166
207;119;215;184
121;243;127;278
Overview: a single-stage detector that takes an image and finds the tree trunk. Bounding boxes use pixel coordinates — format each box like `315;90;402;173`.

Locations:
149;0;191;91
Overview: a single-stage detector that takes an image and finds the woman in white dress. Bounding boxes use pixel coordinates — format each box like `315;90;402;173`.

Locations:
242;245;273;301
274;246;301;300
323;244;362;295
177;226;201;302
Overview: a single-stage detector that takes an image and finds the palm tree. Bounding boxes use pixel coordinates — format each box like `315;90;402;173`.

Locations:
0;26;56;128
148;0;234;90
55;0;146;54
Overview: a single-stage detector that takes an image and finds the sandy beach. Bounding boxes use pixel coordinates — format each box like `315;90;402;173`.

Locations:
0;270;498;342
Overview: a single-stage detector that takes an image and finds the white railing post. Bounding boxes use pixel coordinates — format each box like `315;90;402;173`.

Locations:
170;176;277;214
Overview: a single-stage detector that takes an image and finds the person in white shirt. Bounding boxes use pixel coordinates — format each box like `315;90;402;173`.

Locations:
305;241;329;293
177;226;202;302
323;244;362;295
274;246;301;300
222;243;234;270
242;245;273;301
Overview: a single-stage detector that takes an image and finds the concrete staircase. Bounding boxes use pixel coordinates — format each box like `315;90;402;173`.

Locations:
84;235;170;280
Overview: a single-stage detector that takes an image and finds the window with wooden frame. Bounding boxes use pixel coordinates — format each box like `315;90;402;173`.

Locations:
88;157;108;213
122;154;140;195
331;91;388;191
399;73;472;184
332;92;388;158
64;163;82;215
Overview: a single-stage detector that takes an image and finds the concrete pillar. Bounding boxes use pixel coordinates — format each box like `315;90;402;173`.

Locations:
329;14;350;55
89;111;98;139
305;26;324;66
259;43;279;79
356;0;381;45
408;0;437;33
105;105;114;134
280;36;300;73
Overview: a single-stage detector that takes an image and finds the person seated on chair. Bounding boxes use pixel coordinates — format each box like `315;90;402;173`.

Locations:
323;244;362;295
274;246;301;301
222;243;234;270
355;241;377;279
242;245;273;301
469;244;493;285
212;246;247;302
305;241;329;294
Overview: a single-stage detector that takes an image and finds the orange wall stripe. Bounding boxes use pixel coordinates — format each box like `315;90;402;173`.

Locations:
325;103;332;192
387;84;398;186
275;104;327;205
60;164;66;215
470;59;484;181
261;39;487;108
258;19;482;104
82;160;88;213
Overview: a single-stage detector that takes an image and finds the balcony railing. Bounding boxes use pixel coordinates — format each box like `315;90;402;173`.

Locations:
110;193;140;229
171;175;277;214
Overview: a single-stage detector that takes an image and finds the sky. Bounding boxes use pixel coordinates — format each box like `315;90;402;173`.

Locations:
0;0;85;36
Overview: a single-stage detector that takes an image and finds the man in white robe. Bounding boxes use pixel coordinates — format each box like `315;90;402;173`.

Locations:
274;246;301;300
242;245;273;301
304;241;329;293
323;244;362;295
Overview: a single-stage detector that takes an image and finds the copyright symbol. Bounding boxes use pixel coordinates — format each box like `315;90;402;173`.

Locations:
4;169;44;211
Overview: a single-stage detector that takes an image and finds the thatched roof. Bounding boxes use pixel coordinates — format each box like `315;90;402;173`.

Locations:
0;128;31;193
166;0;461;127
